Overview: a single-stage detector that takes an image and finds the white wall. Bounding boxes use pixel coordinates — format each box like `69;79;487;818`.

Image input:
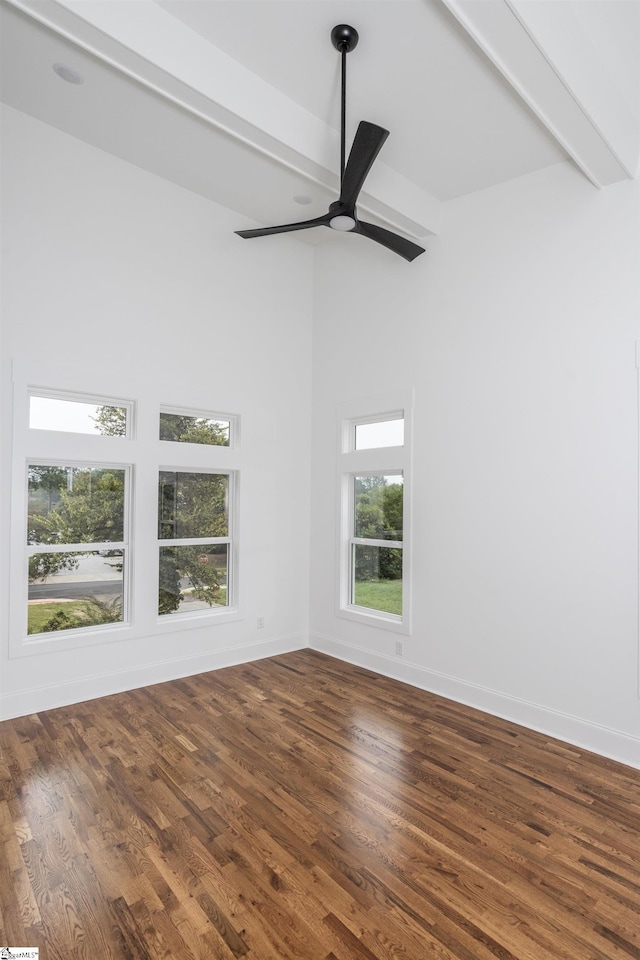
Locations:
310;160;640;768
0;105;313;717
2;104;639;769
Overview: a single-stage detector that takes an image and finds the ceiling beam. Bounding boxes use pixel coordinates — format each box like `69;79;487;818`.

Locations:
442;0;637;188
6;0;441;237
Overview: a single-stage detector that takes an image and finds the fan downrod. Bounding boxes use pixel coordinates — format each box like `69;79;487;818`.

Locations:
331;24;359;53
234;21;425;261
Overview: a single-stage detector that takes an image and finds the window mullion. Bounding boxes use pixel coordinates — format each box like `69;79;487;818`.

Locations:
28;541;127;554
157;537;230;547
351;537;403;550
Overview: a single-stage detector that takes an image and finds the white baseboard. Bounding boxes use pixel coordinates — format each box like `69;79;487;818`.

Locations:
6;630;638;771
310;633;640;771
0;633;306;721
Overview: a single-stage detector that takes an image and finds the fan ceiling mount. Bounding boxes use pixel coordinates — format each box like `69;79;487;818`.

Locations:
235;24;425;263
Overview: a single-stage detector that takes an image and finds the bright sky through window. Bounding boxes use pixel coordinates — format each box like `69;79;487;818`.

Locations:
355;417;404;450
29;396;125;435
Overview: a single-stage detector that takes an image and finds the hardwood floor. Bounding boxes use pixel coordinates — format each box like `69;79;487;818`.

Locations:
0;649;638;959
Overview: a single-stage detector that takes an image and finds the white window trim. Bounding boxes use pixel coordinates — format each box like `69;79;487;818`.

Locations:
336;389;413;635
10;369;244;659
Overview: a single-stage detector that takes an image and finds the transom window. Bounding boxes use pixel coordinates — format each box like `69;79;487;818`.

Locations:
159;408;232;446
29;390;132;437
354;416;404;450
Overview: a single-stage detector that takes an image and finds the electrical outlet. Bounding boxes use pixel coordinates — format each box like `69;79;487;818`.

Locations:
257;617;265;629
395;640;403;656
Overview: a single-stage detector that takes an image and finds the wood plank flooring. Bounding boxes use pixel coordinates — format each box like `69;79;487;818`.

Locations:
0;649;638;959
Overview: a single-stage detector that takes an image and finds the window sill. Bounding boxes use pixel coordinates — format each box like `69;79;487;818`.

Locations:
10;607;244;658
337;604;411;635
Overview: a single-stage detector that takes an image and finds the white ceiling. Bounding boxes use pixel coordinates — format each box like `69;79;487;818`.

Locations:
156;0;567;201
1;0;638;248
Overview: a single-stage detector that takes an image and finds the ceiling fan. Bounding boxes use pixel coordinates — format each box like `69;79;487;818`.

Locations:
235;24;425;263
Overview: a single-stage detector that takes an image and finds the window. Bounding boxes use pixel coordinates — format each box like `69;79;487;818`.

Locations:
354;417;404;450
27;463;128;636
29;390;131;437
158;470;233;617
10;379;241;656
351;474;403;615
338;393;412;633
159;408;231;446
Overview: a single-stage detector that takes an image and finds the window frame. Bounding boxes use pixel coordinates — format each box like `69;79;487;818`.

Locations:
337;391;413;635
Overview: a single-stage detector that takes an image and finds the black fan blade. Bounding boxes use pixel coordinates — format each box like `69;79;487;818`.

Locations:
339;121;389;209
236;213;330;239
354;220;425;262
